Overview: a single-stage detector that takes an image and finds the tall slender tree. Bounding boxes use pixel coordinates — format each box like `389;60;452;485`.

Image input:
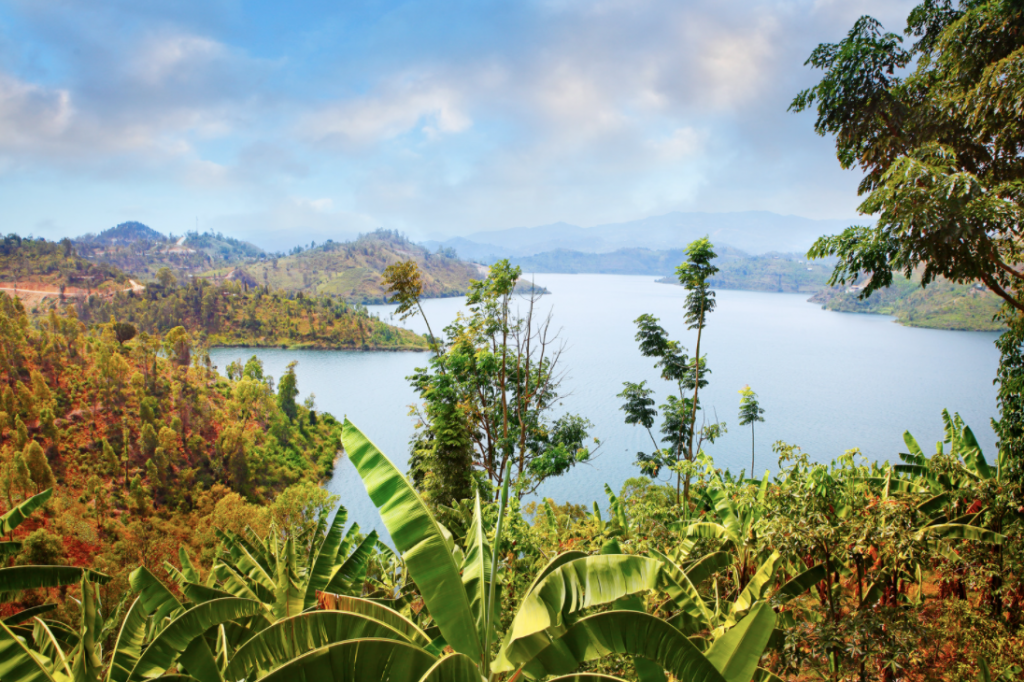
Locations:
677;236;719;500
738;385;765;477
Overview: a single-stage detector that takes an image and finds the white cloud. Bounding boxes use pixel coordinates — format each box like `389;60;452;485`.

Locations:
302;78;472;148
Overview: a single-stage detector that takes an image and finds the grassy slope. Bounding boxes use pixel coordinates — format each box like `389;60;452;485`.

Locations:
809;275;1005;331
205;231;482;304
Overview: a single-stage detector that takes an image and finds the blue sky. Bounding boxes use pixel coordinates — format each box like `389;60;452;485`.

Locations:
0;0;915;250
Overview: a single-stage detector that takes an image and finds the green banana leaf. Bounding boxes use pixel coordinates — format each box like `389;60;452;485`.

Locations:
0;488;52;535
519;610;726;682
322;530;378;595
273;537;305;621
342;419;482;663
129;567;186;626
179;548;201;585
303;510;349;608
71;578;104;682
728;553;780;620
316;593;432;647
127;598;264;682
106;597;149;682
223;611;418;681
255;638;437;682
649;548;716;628
524;551;589;597
706;489;742;541
778;564;826;600
705;602;776;682
498;555;662;670
3;604;58;625
0;619;65;682
461;492;495;648
0;566;111;594
31;619;71;679
545;677;630;681
413;652;479;682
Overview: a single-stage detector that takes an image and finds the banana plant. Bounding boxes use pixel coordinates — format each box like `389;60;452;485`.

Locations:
0;567;266;682
1;488;54;559
669;473;772;595
221;419;777;682
167;507;378;623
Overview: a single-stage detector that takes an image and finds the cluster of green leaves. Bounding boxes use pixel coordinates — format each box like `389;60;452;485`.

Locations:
393;259;596;507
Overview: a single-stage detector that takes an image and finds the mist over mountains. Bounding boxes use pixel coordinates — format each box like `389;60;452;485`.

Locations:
422;211;858;262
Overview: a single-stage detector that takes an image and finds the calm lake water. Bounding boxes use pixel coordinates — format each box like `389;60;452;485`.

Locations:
209;274;1002;537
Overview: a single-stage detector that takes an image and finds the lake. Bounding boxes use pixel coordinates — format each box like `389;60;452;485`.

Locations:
209;274;1002;536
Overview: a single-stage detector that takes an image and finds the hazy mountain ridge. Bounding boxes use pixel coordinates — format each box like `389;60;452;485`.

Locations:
424;210;858;260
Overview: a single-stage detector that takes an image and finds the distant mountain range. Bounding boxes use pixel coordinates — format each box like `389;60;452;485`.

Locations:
422;211;859;261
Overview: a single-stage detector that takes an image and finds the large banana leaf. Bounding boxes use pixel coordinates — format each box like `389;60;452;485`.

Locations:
72;578;104;682
316;593;432;647
461;492;495;647
519;610;726;682
0;566;111;594
255;638;437;682
303;510;349;608
0;488;52;535
705;602;775;682
0;619;65;682
223;611;417;681
106;598;149;682
524;551;588;597
649;549;716;629
272;537;305;621
3;604;58;626
342;419;482;663
127;598;264;682
31;619;72;679
706;488;742;541
416;653;479;682
778;564;826;600
322;530;378;595
498;555;662;669
129;567;185;626
729;552;780;618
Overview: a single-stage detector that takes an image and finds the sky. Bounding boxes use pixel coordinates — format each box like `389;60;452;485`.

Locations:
0;0;917;251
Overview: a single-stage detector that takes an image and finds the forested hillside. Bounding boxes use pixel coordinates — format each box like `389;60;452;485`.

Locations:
0;292;344;608
74;276;428;350
210;229;481;303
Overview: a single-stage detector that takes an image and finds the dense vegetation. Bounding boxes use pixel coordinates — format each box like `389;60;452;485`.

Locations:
205;229;482;303
1;235;126;292
0;291;347;617
4;3;1024;682
74;275;428;351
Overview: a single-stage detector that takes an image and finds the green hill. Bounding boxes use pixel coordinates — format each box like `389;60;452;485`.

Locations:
809;275;1005;331
209;229;482;304
76;277;428;351
76;224;264;281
